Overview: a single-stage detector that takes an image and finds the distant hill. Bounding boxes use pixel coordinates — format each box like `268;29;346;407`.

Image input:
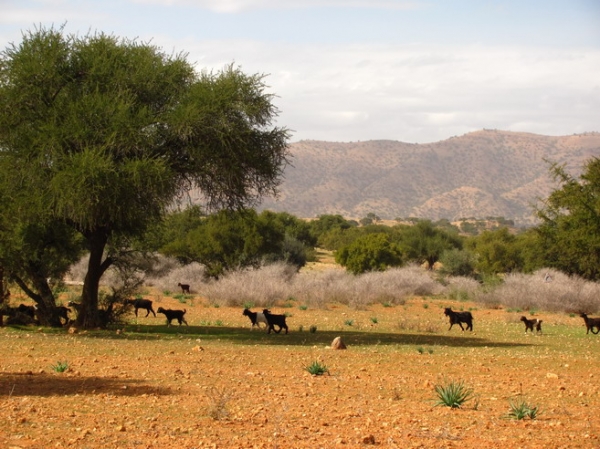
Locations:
254;130;600;226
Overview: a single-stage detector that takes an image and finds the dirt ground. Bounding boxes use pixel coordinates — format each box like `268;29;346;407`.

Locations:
1;293;599;449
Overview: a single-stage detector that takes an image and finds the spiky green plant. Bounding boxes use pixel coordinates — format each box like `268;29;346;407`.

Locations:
305;360;329;376
434;380;474;408
51;361;69;373
507;399;539;420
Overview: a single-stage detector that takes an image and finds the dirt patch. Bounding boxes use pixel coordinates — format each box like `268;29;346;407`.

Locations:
1;296;599;448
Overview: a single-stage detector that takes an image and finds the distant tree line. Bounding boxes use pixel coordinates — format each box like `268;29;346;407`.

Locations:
143;156;600;281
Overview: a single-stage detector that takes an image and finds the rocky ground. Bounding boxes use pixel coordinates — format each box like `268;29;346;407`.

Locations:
1;294;599;448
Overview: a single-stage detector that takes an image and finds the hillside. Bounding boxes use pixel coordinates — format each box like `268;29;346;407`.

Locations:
256;130;600;225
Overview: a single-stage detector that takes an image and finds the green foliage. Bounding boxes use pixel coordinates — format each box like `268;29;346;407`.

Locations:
434;380;474;408
305;360;329;376
535;157;600;280
0;26;289;328
309;215;356;249
396;220;464;269
335;233;403;274
51;361;69;373
507;398;540;420
438;248;478;277
160;209;310;278
467;228;525;275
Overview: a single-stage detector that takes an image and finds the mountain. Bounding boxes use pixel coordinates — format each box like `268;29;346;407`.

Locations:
256;130;600;225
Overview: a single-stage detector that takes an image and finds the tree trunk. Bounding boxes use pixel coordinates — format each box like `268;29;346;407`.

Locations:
11;272;64;327
77;229;111;329
0;266;5;326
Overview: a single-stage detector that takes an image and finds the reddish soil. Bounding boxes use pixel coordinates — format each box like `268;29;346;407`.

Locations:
1;294;599;449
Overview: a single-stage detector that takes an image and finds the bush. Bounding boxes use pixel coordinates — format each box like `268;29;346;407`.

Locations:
474;269;600;313
434;380;474;408
507;398;540;420
305;360;329;376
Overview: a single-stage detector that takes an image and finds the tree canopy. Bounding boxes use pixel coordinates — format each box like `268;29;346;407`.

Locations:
0;26;290;327
535;157;600;280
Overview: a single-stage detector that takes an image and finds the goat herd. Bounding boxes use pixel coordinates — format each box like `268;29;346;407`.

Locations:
444;307;600;335
2;287;600;336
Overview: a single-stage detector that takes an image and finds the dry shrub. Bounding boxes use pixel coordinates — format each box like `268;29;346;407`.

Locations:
474;269;600;313
68;253;204;295
347;266;442;309
197;263;445;310
445;276;481;302
290;269;350;309
146;261;205;294
202;262;295;307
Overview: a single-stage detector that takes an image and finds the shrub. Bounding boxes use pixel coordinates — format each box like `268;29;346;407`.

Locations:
507;398;539;420
434;380;474;408
305;360;329;376
475;269;600;313
51;361;69;373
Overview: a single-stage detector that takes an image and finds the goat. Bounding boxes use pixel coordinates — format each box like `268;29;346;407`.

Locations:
444;307;473;331
177;283;191;294
157;307;188;326
56;306;71;325
124;298;156;317
67;301;82;312
1;305;37;325
16;304;36;319
262;309;288;334
242;308;268;329
580;313;600;335
520;316;542;334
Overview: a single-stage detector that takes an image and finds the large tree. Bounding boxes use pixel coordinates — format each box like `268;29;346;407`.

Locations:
535;158;600;280
0;26;290;328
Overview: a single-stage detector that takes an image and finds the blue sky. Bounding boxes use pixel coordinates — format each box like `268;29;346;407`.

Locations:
2;0;599;143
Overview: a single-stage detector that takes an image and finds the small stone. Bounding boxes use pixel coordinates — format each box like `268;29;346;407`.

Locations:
331;336;347;350
362;434;376;444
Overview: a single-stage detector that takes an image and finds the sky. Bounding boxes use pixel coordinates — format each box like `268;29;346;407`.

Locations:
2;0;599;143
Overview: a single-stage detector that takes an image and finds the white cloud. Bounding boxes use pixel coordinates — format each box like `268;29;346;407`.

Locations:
2;1;598;143
131;0;422;13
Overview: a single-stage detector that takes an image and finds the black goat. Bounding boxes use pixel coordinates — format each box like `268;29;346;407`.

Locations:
262;309;288;334
242;308;268;329
177;283;191;294
124;298;156;317
157;307;188;326
580;313;600;335
520;316;542;333
16;304;36;319
444;307;473;331
57;306;71;325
